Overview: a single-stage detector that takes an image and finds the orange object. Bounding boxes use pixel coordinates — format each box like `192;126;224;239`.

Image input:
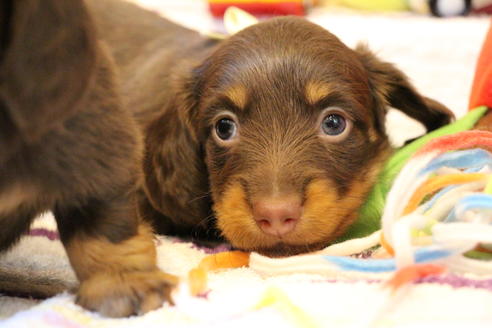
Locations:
469;21;492;109
380;233;395;256
386;263;446;291
189;267;209;296
403;173;487;215
188;251;250;295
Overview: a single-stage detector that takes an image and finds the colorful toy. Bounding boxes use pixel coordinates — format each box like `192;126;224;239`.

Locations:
409;0;492;16
337;0;409;11
188;251;249;295
340;106;488;241
408;0;471;16
470;21;492;109
207;0;315;17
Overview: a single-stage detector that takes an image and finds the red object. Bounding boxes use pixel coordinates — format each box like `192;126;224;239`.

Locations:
414;130;492;156
386;264;446;292
209;2;306;17
473;4;492;15
469;21;492;109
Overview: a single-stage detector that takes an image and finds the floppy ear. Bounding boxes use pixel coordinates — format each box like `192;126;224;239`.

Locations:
355;44;454;134
140;66;212;232
0;0;97;143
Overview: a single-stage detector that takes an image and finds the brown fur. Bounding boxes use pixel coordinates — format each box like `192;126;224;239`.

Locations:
87;0;454;257
0;0;173;317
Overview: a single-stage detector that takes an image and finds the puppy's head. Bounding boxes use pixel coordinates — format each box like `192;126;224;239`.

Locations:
145;17;453;256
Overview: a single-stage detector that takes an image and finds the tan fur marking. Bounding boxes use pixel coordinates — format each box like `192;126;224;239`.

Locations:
302;178;372;240
305;81;332;105
368;127;380;143
224;85;248;110
214;182;258;249
65;222;177;317
65;223;158;281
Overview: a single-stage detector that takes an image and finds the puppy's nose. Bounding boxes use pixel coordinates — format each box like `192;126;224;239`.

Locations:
253;197;301;236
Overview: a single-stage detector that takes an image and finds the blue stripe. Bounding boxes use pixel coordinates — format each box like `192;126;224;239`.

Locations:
323;248;452;272
419;149;492;176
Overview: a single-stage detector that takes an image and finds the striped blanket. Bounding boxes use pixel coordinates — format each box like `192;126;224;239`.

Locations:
2;213;492;327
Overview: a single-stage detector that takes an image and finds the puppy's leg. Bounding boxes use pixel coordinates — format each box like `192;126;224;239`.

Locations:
0;208;36;251
54;192;177;317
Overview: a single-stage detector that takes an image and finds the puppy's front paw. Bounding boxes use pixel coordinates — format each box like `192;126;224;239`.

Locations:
76;270;178;317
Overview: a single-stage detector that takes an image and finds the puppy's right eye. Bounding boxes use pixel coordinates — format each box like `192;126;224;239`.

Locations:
215;118;237;141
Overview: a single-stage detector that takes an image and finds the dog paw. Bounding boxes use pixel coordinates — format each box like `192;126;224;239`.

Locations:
76;270;178;317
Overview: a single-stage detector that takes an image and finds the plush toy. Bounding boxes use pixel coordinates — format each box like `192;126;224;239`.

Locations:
340;107;489;241
408;0;472;16
409;0;492;16
470;22;492;109
207;0;316;17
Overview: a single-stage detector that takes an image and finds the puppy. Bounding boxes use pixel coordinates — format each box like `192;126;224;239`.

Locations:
0;0;174;317
88;1;454;257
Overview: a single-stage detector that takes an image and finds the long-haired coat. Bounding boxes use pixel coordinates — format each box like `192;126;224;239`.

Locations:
0;0;174;317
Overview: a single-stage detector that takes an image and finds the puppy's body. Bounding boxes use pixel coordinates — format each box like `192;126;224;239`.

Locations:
88;0;219;237
0;0;173;317
88;0;215;126
88;1;454;256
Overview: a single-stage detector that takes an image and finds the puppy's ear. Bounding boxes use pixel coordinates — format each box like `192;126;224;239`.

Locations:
141;66;212;231
0;0;97;142
355;44;454;133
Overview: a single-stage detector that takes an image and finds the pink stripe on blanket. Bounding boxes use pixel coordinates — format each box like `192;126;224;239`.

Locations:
27;228;59;241
417;274;492;291
310;275;492;291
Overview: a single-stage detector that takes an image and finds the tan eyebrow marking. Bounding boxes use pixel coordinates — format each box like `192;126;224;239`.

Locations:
305;81;332;105
224;85;248;110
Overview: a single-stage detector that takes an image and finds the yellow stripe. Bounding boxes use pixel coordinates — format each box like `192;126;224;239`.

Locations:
404;173;487;215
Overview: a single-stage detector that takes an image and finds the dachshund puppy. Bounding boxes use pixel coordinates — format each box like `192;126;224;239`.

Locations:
0;0;174;317
89;1;454;257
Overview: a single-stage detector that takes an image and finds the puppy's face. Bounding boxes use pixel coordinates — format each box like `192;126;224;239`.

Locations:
144;17;453;257
194;19;388;256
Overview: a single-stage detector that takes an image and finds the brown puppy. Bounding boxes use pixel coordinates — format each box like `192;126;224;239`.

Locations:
89;1;453;257
0;0;174;317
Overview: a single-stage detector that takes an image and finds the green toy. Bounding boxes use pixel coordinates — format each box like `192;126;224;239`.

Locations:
338;106;489;241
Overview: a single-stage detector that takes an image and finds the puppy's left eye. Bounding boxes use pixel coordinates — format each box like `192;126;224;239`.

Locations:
216;118;236;140
322;114;346;136
319;110;352;141
212;111;240;145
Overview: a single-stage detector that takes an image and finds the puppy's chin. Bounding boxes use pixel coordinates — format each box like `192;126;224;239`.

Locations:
244;240;330;258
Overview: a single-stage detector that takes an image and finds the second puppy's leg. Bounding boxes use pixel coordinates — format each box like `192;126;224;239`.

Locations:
0;208;37;252
54;191;176;317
